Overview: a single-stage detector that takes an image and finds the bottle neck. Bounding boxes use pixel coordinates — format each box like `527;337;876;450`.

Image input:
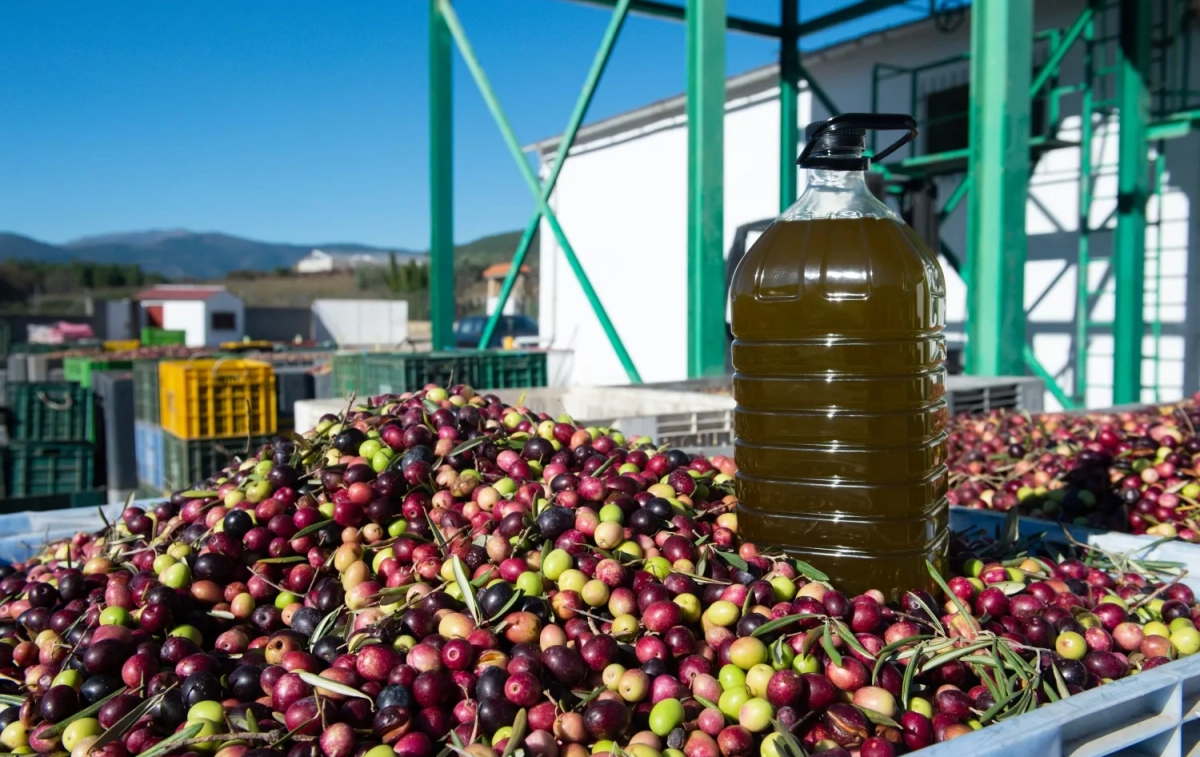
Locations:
782;148;899;222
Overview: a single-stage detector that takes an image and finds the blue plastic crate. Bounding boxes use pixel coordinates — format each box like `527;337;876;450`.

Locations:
950;506;1200;594
134;421;164;492
921;651;1200;757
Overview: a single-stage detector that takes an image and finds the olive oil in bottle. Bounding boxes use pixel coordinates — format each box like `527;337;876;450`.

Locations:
731;115;949;597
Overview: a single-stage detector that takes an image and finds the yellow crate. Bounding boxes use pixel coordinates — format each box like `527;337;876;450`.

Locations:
104;340;140;352
159;359;277;440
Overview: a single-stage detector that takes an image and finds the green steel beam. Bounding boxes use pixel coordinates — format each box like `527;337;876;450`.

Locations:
1113;0;1150;404
1023;345;1076;409
564;0;779;37
1147;114;1199;141
795;0;910;37
478;0;632;351
439;0;642;382
1029;7;1093;97
565;0;912;41
429;0;455;350
779;0;799;211
796;60;841;119
937;173;971;221
1075;10;1095;405
965;0;1032;377
687;0;726;378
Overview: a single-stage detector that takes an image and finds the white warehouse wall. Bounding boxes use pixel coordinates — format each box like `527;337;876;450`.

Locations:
206;291;246;347
162;301;208;348
535;0;1199;409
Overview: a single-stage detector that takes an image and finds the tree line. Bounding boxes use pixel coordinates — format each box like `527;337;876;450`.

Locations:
0;259;166;304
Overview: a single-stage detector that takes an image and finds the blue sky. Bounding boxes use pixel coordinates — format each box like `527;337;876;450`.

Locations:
0;1;932;250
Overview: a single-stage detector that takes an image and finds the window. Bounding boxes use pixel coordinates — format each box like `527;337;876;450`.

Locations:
924;82;1047;156
211;311;237;330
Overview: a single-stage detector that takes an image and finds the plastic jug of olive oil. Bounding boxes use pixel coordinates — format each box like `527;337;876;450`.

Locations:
731;114;949;598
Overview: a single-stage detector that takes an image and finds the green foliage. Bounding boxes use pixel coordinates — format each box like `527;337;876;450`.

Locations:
0;259;165;305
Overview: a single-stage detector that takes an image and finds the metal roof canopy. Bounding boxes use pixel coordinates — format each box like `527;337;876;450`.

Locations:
430;0;1193;402
428;0;911;381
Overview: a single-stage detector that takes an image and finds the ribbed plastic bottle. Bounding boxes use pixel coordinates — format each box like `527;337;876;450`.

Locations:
731;114;949;598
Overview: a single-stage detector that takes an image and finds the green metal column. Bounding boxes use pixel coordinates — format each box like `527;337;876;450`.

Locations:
429;0;455;350
965;0;1032;376
778;0;798;212
477;0;632;351
1113;0;1150;404
686;0;726;378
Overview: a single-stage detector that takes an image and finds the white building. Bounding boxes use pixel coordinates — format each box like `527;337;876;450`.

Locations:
527;0;1200;409
135;285;245;348
295;248;423;274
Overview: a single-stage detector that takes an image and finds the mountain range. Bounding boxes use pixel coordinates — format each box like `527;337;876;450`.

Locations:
0;229;423;280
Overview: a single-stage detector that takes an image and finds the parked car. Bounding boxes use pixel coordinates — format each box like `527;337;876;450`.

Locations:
454;315;538;348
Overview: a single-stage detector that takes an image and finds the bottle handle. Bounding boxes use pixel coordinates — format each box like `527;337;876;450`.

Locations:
797;113;918;168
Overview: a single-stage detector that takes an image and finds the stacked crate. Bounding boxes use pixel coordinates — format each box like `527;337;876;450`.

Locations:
5;382;95;498
133;359;165;494
141;328;187;347
329;350;548;398
63;356;135;389
157;359;276;491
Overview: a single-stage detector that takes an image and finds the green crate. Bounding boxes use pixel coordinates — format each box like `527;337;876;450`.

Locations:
134;360;162;424
141;328;187;347
64;357;135;389
9;442;94;497
0;490;107;513
330;352;366;397
0;322;10;359
362;352;481;396
162;431;272;492
329;350;547;396
475;351;548;390
6;382;93;442
10;342;64;355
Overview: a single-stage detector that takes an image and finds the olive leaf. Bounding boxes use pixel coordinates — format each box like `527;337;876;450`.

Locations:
92;693;164;751
41;686;129;738
694;696;719;711
751;614;821;638
926;559;979;633
569;687;606;712
917;640;993;675
900;642;924;708
447;434;498;458
792;560;828;582
859;706;900;728
590;455;618;478
181;490;218;498
293;519;333;539
831;620;873;659
295;669;374;703
453;556;481;624
488;588;526;623
1050;659;1071;700
132;722;205;757
501;708;527;757
256;556;307;565
309;606;342;649
712;550;749;572
820;623;842;667
770;718;810;757
902;590;946;636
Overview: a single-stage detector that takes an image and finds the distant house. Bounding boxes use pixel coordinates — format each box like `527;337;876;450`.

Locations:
135;285;245;348
482;262;531;316
295;248;400;273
